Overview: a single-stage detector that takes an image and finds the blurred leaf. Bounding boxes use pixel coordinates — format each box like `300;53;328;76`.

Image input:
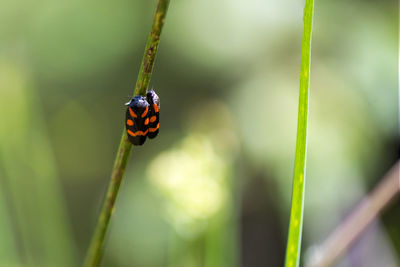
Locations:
0;61;76;267
0;188;19;266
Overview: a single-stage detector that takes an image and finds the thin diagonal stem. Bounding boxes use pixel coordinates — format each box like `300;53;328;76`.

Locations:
308;161;399;267
284;0;314;267
83;1;170;266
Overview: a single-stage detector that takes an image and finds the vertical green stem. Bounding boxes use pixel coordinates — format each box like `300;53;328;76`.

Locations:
83;1;170;266
134;0;170;96
284;0;314;267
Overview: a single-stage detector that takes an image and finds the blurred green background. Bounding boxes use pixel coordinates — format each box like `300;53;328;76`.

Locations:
0;0;398;266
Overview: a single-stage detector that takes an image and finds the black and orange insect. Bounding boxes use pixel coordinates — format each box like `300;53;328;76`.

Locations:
125;90;160;146
146;90;160;139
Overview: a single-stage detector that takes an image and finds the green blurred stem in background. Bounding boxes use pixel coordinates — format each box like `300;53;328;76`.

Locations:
284;0;314;267
83;0;170;266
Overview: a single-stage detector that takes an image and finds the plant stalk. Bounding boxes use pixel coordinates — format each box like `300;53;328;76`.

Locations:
307;161;400;267
284;0;314;266
83;1;170;266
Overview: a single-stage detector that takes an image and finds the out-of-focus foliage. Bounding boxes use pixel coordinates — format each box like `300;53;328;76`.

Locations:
148;135;229;237
0;0;397;266
0;62;75;266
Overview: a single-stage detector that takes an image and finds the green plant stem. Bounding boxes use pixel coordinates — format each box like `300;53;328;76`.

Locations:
83;1;170;266
284;0;314;267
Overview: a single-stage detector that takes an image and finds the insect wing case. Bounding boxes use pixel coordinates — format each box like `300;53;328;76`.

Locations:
146;90;160;139
125;96;150;145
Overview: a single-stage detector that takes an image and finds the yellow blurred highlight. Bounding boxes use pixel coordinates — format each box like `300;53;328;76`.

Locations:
148;135;229;238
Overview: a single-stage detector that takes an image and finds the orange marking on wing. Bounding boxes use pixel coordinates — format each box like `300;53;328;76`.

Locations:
149;123;159;133
144;118;149;125
127;129;148;137
153;103;159;113
141;106;149;118
126;119;134;126
150;116;157;123
129;108;137;118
